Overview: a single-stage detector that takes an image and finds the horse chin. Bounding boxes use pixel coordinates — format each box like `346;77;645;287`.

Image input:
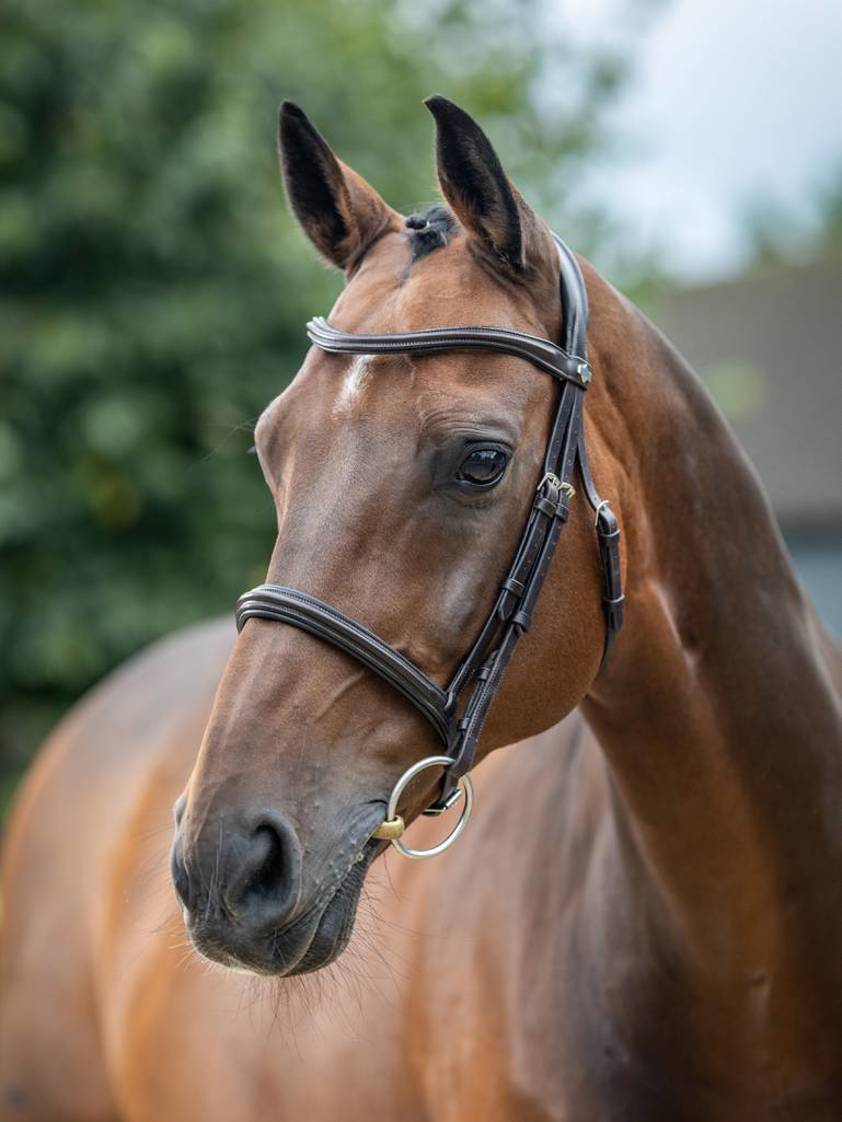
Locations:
188;845;374;978
285;857;370;976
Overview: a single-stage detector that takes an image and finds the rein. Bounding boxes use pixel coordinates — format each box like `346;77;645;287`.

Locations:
235;234;624;857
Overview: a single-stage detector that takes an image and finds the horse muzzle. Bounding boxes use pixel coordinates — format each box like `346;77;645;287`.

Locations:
171;803;383;976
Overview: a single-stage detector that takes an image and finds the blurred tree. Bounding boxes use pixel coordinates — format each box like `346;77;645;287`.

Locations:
0;0;643;796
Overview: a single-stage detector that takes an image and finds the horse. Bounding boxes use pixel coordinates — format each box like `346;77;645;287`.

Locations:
2;95;842;1122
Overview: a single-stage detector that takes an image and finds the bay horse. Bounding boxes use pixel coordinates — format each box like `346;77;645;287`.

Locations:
2;96;842;1122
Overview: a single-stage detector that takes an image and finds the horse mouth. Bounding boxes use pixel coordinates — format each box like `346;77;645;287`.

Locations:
283;850;374;975
188;838;379;977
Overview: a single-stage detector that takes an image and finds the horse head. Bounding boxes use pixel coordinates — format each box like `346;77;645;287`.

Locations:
171;97;623;975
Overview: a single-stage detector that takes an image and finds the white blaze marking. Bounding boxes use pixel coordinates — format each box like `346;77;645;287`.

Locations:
335;355;373;415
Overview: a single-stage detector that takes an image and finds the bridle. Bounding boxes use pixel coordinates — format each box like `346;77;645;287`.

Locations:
235;233;624;858
236;235;624;854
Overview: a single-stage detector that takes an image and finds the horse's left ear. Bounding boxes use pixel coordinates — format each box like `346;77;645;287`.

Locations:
425;95;545;273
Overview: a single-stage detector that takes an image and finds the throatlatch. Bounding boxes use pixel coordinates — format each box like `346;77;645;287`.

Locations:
235;233;624;858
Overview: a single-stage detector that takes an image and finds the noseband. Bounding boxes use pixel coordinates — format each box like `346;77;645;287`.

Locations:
235;234;624;857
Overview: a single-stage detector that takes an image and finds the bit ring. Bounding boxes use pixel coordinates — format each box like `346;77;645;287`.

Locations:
374;754;474;860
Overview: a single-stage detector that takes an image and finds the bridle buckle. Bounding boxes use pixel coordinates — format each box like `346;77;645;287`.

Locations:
422;785;463;816
537;472;575;499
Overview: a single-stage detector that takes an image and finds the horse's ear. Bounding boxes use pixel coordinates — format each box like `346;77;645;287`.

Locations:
278;101;395;271
425;95;543;273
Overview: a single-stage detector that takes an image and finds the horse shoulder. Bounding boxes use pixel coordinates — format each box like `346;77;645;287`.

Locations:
0;618;232;1122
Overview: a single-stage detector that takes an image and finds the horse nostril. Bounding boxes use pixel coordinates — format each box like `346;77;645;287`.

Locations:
224;814;302;926
242;825;285;904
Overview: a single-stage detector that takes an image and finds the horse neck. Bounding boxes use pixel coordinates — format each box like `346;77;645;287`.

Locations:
579;283;842;977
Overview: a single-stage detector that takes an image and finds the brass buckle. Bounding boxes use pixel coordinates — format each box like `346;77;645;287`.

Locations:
537;472;575;499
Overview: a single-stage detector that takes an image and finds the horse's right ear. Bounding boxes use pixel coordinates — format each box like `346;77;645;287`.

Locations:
278;101;396;271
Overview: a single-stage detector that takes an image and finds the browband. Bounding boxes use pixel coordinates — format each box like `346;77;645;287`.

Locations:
306;316;592;388
236;233;624;802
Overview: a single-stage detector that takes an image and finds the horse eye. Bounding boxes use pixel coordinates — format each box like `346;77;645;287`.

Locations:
456;447;510;488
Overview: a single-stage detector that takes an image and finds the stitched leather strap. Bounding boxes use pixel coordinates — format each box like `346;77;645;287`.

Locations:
576;431;625;659
235;585;453;744
306;317;591;388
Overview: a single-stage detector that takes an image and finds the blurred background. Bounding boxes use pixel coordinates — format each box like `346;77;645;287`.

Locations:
2;0;840;811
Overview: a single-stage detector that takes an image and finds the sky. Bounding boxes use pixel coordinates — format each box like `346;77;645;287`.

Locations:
563;0;842;281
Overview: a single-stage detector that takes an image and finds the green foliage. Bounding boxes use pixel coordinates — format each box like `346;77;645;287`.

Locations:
0;0;633;779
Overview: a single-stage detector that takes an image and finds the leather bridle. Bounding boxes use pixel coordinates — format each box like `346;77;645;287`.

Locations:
235;233;624;856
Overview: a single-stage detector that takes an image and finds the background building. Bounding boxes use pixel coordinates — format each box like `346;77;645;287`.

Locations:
654;254;842;635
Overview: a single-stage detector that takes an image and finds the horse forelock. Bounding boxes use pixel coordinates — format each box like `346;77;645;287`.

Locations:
405;204;457;262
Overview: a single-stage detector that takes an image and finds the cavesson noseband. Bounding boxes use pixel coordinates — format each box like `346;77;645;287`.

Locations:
235;234;624;857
